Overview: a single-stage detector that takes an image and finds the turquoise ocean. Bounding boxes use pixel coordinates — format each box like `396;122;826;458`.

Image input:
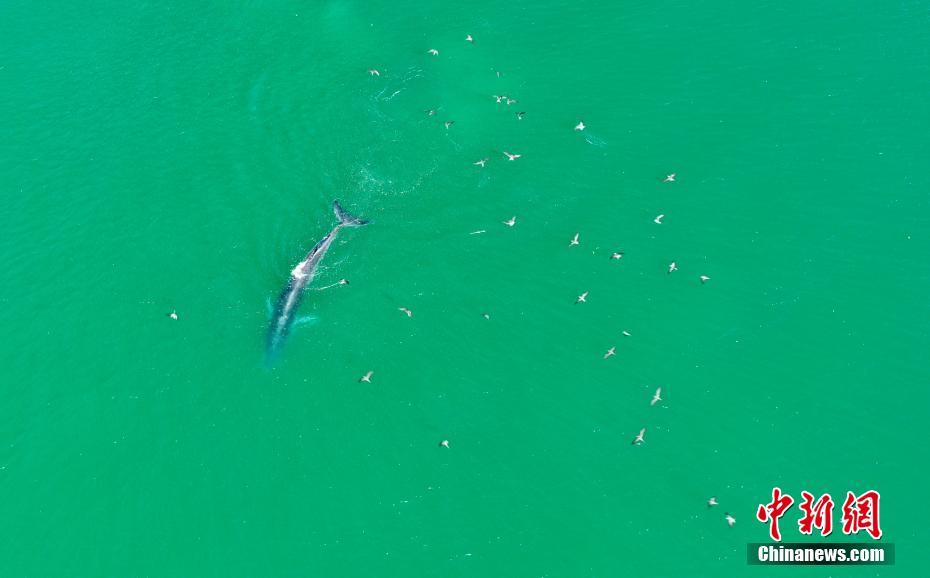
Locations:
1;1;929;576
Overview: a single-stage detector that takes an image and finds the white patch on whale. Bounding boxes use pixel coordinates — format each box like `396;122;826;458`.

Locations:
291;262;308;279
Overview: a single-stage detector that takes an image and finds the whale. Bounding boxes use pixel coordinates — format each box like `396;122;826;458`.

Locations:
266;200;368;362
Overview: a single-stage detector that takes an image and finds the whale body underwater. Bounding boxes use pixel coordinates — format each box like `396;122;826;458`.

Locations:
266;200;368;362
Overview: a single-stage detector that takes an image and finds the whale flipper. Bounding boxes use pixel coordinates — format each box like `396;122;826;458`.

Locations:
333;200;369;227
293;315;318;327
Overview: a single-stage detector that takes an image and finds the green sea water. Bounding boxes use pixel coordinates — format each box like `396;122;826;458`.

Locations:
1;1;929;576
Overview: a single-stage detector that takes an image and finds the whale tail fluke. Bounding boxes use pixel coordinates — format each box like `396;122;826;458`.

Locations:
333;200;370;227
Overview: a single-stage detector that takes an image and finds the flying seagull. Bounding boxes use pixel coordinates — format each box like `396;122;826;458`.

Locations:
650;387;662;406
604;347;616;359
632;428;646;445
359;371;373;383
503;151;521;161
569;233;580;246
664;173;676;182
576;291;588;304
398;307;413;318
574;121;585;131
654;214;665;224
503;216;517;227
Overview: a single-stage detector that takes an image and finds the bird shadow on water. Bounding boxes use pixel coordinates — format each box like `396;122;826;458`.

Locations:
584;132;608;147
